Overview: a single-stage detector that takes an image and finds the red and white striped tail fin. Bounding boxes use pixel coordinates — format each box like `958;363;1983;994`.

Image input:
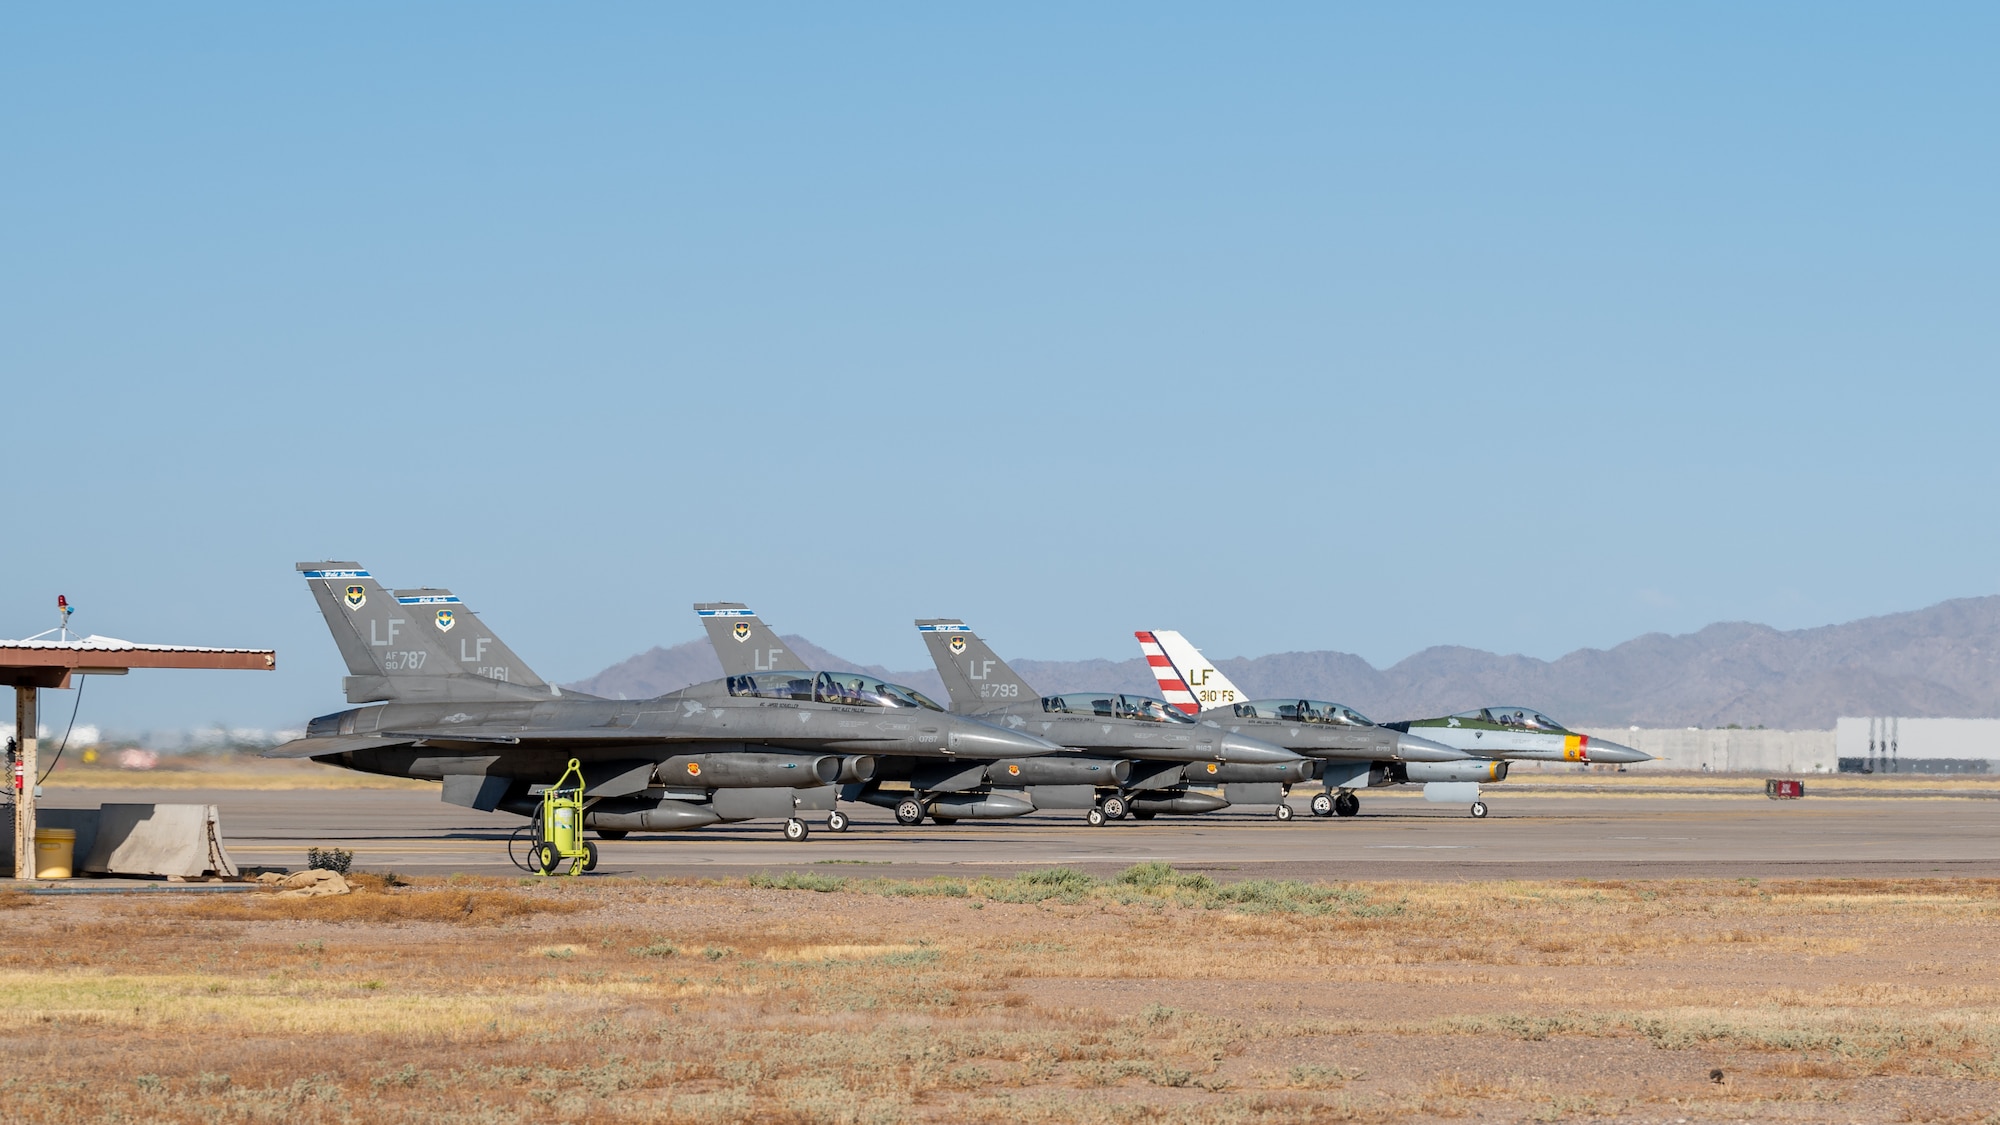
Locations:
1136;630;1203;713
1135;629;1245;713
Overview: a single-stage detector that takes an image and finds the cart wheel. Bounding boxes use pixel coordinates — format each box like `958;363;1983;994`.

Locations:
1469;801;1489;819
1100;793;1128;820
1310;792;1335;817
1335;792;1361;817
894;798;925;826
784;817;810;842
582;841;600;872
1274;803;1295;821
1086;807;1107;827
534;841;560;875
826;809;849;832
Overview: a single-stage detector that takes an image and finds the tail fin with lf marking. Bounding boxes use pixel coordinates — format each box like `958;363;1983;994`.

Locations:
392;588;552;692
696;603;809;676
914;619;1039;715
1136;629;1244;714
296;562;552;704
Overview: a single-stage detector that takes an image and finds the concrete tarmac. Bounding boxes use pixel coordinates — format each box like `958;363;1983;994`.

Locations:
41;785;2000;882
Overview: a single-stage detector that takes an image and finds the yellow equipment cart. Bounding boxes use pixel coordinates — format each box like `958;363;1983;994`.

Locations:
534;758;598;876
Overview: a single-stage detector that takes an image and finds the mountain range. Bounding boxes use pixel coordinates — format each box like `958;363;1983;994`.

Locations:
564;595;2000;730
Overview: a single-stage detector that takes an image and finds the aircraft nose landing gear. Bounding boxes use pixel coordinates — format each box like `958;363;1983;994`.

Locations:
783;817;810;841
1469;801;1489;819
826;809;849;832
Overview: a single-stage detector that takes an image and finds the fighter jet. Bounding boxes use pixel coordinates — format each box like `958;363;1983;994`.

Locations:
269;564;1062;845
696;603;1126;826
916;620;1308;824
1135;629;1501;818
1385;707;1652;768
1138;630;1650;818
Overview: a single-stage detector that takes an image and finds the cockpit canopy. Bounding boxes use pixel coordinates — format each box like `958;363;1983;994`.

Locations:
1232;699;1374;726
1455;706;1569;732
726;670;945;711
1042;692;1196;724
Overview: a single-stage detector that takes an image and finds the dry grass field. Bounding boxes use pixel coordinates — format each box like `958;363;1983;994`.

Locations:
2;867;1997;1123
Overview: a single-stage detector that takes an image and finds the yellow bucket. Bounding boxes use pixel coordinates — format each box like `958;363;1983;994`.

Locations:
35;828;76;880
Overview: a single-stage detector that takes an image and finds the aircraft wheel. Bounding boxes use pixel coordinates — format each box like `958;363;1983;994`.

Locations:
582;841;600;873
533;841;561;876
826;810;849;832
1100;794;1129;820
1469;801;1489;819
894;798;925;826
1086;807;1108;827
1274;803;1295;822
784;817;810;841
1334;792;1361;818
596;830;629;841
1310;793;1334;817
1133;810;1157;820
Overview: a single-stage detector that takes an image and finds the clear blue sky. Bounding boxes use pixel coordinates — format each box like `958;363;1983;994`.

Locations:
5;5;1996;734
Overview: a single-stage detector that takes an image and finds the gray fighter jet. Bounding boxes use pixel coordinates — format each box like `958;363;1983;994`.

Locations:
915;620;1308;824
269;564;1062;844
695;603;1127;826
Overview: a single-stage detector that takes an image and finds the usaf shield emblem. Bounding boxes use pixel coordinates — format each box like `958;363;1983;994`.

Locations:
435;609;455;632
733;622;750;642
949;636;966;656
343;585;366;610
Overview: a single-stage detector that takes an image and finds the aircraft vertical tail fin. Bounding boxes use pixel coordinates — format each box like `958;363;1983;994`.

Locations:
914;619;1039;714
297;562;554;704
696;603;808;675
392;588;551;693
298;562;460;703
1136;629;1244;713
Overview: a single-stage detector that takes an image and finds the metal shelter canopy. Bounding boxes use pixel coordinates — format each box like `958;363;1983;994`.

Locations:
4;636;275;879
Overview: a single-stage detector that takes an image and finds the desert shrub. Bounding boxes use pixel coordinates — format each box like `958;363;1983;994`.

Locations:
747;871;846;892
306;847;354;875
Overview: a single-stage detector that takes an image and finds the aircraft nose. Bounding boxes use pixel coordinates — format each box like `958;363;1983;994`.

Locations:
1396;732;1471;762
1216;731;1305;764
1586;738;1651;764
949;718;1064;758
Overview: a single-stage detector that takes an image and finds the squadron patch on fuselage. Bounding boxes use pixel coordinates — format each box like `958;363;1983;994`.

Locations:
733;622;750;642
344;585;366;610
949;636;966;655
686;762;702;777
435;609;455;632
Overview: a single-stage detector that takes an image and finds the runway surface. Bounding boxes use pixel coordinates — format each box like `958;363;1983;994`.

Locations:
43;783;2000;882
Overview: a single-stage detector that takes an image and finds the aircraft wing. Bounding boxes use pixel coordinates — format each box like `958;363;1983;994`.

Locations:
264;735;417;759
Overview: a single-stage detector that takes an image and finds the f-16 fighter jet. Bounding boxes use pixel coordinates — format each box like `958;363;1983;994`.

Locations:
916;620;1307;824
1136;629;1501;818
696;604;1127;827
269;564;1062;844
1385;707;1652;771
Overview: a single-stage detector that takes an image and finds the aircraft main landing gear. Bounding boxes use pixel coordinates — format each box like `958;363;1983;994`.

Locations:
1100;794;1128;820
1310;792;1334;817
894;798;926;826
1469;801;1489;819
1086;806;1108;826
784;817;810;841
826;809;849;832
1334;792;1361;818
1274;803;1294;821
